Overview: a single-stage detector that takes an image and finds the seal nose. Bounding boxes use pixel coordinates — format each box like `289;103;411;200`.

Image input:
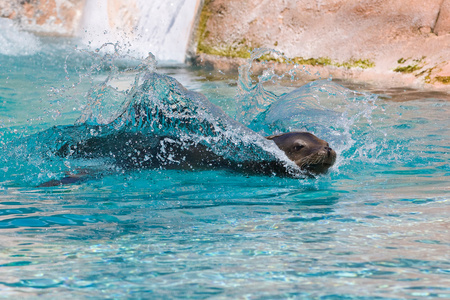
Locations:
325;146;332;157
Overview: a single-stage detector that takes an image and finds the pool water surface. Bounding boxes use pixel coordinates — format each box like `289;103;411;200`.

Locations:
0;39;449;299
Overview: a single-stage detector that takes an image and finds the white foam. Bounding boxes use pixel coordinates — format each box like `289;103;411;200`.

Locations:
0;18;41;56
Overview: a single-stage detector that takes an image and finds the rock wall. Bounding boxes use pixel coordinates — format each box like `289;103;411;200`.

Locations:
194;0;450;88
1;0;449;87
0;0;85;36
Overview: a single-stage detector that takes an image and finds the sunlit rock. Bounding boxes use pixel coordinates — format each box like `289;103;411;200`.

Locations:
194;0;450;89
0;0;85;36
434;0;450;36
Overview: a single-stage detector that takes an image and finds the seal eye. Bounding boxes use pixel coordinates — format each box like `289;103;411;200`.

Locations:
293;145;304;151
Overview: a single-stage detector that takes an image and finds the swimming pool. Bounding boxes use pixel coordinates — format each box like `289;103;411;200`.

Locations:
0;38;449;299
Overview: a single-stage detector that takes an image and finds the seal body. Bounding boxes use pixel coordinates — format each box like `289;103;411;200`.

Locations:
267;132;336;175
38;130;336;187
54;129;291;176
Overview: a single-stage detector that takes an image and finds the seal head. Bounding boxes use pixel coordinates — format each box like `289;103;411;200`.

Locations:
267;132;337;175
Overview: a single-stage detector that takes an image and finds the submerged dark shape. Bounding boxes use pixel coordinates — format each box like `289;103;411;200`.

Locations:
33;72;336;186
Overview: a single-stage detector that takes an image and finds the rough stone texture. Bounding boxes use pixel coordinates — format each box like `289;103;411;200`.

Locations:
435;0;450;36
0;0;85;36
194;0;450;89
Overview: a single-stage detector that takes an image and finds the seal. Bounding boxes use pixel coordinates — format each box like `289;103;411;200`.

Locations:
35;73;337;186
266;132;336;175
37;130;336;186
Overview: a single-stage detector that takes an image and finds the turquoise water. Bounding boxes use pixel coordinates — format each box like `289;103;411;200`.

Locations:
0;38;449;299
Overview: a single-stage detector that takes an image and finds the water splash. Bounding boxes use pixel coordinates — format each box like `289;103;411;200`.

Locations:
234;49;408;170
235;49;284;125
80;0;201;62
0;46;418;186
75;43;158;125
2;46;305;186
